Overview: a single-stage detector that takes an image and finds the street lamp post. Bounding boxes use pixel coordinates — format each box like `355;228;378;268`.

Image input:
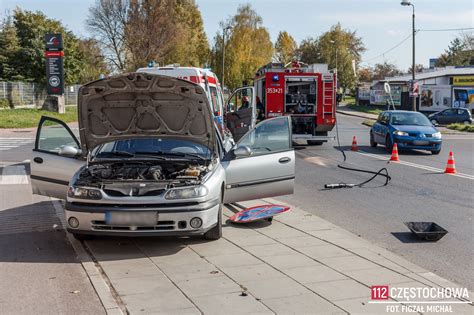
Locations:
221;26;231;89
401;0;416;111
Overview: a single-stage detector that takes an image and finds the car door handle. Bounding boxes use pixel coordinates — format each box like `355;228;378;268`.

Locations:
279;157;291;164
33;157;43;164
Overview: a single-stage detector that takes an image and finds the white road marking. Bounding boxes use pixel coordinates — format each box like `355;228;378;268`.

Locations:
358;150;474;180
0;165;29;185
0;137;35;152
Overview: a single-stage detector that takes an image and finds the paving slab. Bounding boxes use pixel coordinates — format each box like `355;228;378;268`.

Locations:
345;267;413;285
242;276;311;300
306;279;369;302
205;252;263;268
298;244;355;260
319;255;380;272
219;263;284;283
191;292;272;315
277;235;328;248
261;253;321;270
262;293;345;314
284;265;349;284
244;243;297;257
176;274;242;298
157;260;222;282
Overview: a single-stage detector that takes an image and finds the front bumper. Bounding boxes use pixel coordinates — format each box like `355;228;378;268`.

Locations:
65;200;220;236
393;136;442;150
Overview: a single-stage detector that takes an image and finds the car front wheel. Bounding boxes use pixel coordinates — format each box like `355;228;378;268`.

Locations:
203;202;222;240
370;132;377;147
431;149;441;155
463;120;471;125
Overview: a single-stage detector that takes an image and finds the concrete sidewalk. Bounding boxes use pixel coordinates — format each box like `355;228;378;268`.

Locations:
80;198;473;315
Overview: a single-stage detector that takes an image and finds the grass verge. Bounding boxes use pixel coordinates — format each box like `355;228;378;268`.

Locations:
0;107;77;129
362;119;375;127
446;123;474;133
346;103;383;115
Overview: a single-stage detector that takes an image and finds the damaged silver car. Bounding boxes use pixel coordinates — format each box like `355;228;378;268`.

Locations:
31;73;295;240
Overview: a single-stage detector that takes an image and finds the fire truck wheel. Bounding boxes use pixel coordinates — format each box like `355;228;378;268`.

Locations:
307;140;324;146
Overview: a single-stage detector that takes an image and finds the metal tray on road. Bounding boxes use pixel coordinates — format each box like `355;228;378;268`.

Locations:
404;222;448;242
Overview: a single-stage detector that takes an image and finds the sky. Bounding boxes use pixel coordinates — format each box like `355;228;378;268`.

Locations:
1;0;473;71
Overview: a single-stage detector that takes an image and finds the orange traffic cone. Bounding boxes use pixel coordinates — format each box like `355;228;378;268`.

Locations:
351;136;358;151
389;143;400;162
444;151;456;174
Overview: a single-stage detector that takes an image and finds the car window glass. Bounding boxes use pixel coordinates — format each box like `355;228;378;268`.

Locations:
38;119;79;153
381;113;389;124
227;88;253;113
238;117;290;156
97;138;211;157
444;109;454;115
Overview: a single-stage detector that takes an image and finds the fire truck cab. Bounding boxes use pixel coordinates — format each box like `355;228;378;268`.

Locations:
230;62;337;145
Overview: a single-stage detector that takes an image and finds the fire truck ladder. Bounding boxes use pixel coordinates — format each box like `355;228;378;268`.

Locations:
322;74;335;116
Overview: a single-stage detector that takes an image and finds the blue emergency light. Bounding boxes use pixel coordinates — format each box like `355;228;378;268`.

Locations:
272;75;279;82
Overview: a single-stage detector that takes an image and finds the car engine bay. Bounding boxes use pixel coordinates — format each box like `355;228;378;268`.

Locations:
75;161;212;197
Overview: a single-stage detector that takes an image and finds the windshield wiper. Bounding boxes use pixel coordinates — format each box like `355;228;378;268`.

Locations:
135;151;207;161
98;150;135;158
97;151;166;160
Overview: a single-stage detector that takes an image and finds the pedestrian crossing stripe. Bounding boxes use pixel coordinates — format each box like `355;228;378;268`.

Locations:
0;138;35;152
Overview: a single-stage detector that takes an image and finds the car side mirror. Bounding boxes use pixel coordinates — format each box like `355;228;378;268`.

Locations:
59;145;82;157
233;145;252;158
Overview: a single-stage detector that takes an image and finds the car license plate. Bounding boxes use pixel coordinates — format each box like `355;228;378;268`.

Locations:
105;211;158;227
413;140;429;146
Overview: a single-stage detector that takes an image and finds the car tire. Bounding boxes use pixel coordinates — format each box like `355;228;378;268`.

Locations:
431;149;441;155
431;119;438;125
385;135;393;153
463;120;471;125
203;202;222;240
307;140;323;145
370;132;377;147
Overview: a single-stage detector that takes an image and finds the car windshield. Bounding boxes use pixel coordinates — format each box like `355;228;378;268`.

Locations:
390;112;432;126
95;138;211;159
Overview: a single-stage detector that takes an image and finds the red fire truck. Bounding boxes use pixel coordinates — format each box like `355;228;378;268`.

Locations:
256;61;337;144
225;62;337;144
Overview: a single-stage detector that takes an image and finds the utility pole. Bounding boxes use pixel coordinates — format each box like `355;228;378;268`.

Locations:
221;26;231;89
401;0;417;111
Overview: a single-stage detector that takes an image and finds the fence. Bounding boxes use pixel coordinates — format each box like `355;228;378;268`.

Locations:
0;82;81;108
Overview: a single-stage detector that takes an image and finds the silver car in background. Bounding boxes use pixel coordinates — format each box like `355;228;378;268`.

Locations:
31;73;295;240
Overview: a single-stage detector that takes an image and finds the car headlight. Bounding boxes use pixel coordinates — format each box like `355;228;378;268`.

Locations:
165;186;208;200
393;130;408;136
67;186;102;200
432;132;442;139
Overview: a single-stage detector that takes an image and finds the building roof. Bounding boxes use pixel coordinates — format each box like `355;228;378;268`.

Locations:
384;66;474;82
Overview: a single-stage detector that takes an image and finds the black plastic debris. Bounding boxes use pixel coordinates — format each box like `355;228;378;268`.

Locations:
404;222;448;242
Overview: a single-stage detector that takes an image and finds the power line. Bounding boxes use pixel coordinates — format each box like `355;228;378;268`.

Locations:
361;32;414;64
418;27;474;32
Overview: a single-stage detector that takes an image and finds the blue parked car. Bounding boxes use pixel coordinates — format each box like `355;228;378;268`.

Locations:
370;111;442;155
428;108;472;126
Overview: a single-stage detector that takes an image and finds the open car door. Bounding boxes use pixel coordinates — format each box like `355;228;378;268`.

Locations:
31;116;85;199
222;116;295;203
225;86;256;142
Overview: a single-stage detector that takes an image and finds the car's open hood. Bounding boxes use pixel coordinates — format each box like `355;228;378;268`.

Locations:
78;73;216;154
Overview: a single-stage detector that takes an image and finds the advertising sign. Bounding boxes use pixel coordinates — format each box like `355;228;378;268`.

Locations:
44;33;63;51
420;85;451;111
44;33;64;95
453;87;474;109
370;84;401;106
452;76;474;86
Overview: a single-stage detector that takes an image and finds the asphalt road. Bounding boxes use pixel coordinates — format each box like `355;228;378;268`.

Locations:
276;114;474;290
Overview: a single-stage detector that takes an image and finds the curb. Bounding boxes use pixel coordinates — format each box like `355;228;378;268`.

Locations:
51;199;126;315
